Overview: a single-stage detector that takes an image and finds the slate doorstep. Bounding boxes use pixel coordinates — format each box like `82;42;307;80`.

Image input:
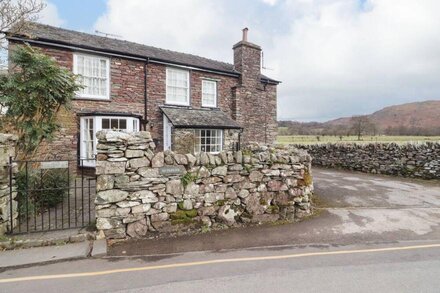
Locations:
0;230;102;251
0;239;107;269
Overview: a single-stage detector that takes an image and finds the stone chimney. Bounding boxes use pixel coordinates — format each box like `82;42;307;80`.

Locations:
233;28;262;86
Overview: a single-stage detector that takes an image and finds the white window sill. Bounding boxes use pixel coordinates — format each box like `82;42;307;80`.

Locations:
165;101;190;107
75;95;111;101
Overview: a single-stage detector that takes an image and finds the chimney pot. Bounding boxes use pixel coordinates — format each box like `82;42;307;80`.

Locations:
242;27;249;42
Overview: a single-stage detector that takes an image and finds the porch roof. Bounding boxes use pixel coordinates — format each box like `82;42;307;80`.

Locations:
160;107;242;130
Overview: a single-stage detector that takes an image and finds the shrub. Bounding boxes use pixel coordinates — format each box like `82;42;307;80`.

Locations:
16;168;69;216
181;172;198;187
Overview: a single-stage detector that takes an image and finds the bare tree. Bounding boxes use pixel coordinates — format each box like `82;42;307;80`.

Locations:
1;0;44;38
0;0;45;69
350;115;375;141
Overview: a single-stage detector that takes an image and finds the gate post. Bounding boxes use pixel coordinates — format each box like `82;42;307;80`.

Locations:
0;134;18;235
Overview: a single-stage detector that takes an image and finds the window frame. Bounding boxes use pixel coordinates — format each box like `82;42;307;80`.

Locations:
194;129;223;154
73;53;111;100
201;79;217;108
79;116;140;167
165;67;190;106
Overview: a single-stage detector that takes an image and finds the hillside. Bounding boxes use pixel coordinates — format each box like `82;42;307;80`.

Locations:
280;100;440;135
327;100;440;130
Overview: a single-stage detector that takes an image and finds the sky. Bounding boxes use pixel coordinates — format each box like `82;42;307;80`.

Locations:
37;0;440;121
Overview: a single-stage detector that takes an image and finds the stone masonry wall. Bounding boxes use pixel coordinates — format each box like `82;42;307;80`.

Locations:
95;131;313;239
298;143;440;179
0;134;18;235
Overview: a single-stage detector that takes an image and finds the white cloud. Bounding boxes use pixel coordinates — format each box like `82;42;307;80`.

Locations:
38;1;64;26
262;0;278;5
94;0;440;121
94;0;240;63
273;0;440;120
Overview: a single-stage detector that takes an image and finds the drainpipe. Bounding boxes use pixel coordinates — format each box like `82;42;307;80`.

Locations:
263;80;269;144
143;58;150;130
238;129;243;150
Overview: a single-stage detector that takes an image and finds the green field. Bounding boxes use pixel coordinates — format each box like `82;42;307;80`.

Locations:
277;135;440;145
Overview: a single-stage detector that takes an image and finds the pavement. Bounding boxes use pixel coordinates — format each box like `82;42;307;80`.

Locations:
0;168;439;292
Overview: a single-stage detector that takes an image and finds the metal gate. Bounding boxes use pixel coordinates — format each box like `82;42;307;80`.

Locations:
8;158;96;234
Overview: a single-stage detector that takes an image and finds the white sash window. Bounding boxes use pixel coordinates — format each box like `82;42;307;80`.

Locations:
73;53;110;100
166;68;190;105
80;116;139;167
202;80;217;107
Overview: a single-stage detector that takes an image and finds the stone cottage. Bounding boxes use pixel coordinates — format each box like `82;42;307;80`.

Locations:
5;23;279;168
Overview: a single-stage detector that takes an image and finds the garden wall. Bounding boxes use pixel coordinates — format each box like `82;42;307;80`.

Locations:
95;131;313;239
0;134;18;235
298;143;440;179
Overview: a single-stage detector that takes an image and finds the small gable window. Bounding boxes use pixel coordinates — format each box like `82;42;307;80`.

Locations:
73;53;110;100
166;67;190;106
202;80;217;107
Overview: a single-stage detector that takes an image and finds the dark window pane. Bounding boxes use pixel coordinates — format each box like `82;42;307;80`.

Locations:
111;119;118;129
102;119;110;129
119;119;127;129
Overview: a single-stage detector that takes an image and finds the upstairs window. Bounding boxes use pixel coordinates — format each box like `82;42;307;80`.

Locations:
202;80;217;107
166;68;189;105
73;53;110;100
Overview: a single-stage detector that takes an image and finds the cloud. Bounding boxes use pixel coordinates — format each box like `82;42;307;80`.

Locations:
94;0;440;121
273;0;440;120
94;0;239;63
261;0;278;5
38;1;64;26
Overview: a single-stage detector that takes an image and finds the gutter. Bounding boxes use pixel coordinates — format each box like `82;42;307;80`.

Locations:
173;125;243;130
143;58;149;130
76;111;143;118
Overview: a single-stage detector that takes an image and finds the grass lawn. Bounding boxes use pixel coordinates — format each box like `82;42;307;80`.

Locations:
277;135;440;145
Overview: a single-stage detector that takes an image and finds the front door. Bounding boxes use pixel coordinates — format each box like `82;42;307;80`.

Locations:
163;116;172;150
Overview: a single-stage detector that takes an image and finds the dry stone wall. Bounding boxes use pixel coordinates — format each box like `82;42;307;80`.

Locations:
95;131;313;239
0;134;18;235
298;143;440;179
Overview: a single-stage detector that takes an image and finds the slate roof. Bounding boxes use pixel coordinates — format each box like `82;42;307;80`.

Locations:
161;107;242;129
6;22;280;84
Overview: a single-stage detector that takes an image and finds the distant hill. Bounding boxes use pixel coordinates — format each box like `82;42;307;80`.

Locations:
279;100;440;136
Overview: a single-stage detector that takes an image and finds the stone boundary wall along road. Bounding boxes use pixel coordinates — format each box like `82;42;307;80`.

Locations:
297;143;440;179
0;134;18;235
95;131;313;239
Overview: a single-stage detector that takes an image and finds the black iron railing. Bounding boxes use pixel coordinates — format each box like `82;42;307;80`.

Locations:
8;158;96;234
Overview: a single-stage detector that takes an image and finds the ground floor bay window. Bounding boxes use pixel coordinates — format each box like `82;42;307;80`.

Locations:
80;116;139;167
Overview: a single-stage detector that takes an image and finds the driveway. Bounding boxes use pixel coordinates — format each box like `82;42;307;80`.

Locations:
107;167;440;256
314;168;440;239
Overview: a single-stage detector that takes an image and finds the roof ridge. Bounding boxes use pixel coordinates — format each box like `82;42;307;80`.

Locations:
25;22;236;69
